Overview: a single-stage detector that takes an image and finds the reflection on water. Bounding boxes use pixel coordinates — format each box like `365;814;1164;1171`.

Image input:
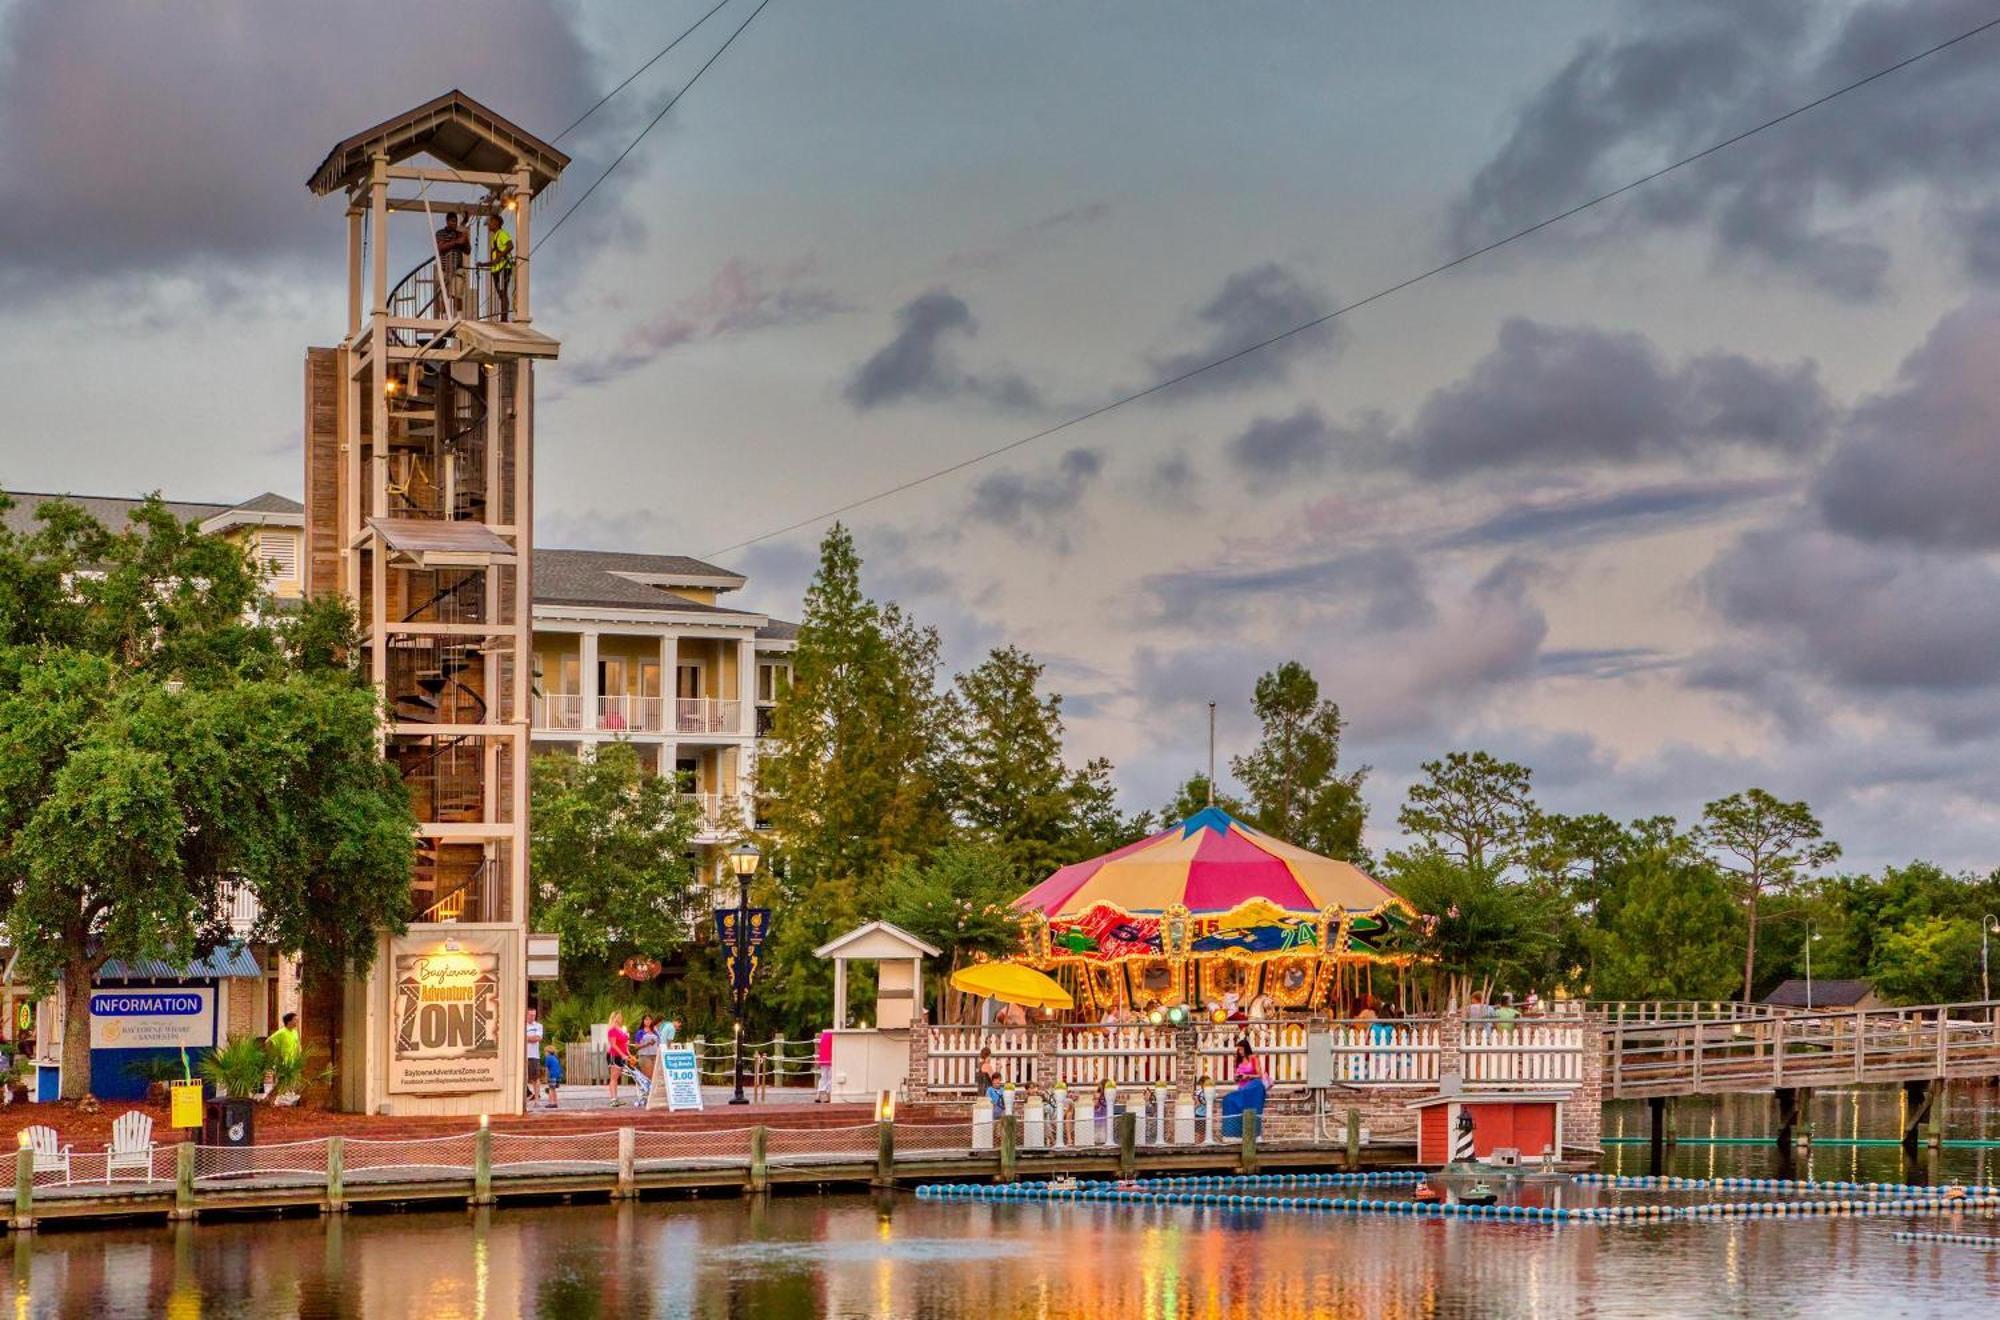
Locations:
6;1090;1999;1319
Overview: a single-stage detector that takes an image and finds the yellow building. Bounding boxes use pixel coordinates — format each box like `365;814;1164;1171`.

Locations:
0;490;306;602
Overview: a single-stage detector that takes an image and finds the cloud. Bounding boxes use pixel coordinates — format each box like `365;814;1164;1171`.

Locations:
943;201;1111;274
1434;475;1793;551
1383;319;1829;478
0;0;597;298
966;448;1104;551
568;258;846;388
1142;544;1434;633
842;289;1043;411
1145;450;1200;508
1148;263;1340;396
1227;407;1333;490
1447;1;2000;297
1814;298;2000;548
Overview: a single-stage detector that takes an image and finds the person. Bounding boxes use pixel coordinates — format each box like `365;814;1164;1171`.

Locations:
1233;1038;1262;1083
433;211;471;318
1466;991;1493;1021
975;1046;1004;1117
524;1006;546;1108
485;212;515;321
815;1028;834;1102
267;1012;302;1066
542;1042;564;1107
1000;1000;1028;1029
1493;993;1520;1033
605;1011;631;1107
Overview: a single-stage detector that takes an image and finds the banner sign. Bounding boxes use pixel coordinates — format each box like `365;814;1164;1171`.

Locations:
389;933;504;1095
712;908;771;951
90;989;215;1051
660;1047;703;1111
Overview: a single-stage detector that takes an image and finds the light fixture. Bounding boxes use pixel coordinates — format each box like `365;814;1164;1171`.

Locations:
729;841;762;879
1147;1009;1164;1026
876;1091;896;1122
478;1112;489;1129
384;375;402;397
504;197;519;212
1167;1005;1188;1027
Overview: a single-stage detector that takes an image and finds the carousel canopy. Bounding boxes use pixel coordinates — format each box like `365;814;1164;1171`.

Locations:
1015;806;1396;919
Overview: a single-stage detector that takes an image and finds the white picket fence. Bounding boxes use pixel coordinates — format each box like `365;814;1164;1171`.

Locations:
1461;1022;1585;1085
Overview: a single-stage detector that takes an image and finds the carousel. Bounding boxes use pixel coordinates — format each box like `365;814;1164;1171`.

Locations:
1010;806;1421;1018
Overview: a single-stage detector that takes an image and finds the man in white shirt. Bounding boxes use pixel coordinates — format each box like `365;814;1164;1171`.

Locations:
525;1006;547;1108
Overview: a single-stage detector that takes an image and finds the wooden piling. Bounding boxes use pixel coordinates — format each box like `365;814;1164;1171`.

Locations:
998;1115;1020;1183
1240;1111;1260;1175
748;1126;770;1193
471;1127;494;1206
1115;1112;1136;1179
1344;1107;1361;1171
874;1120;895;1189
615;1127;637;1199
11;1144;32;1232
324;1136;346;1214
170;1142;197;1222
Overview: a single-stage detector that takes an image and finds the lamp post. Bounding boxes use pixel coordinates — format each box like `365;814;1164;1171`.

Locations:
1804;922;1822;1011
726;842;761;1106
1982;914;1998;1015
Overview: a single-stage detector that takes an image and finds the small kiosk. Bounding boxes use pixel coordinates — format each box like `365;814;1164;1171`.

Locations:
813;922;938;1104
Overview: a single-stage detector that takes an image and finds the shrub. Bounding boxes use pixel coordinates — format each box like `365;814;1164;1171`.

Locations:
198;1036;270;1099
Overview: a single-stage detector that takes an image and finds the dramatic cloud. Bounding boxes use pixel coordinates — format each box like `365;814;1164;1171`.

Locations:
1142;544;1434;633
843;289;1043;411
1383;319;1829;478
1148;263;1340;396
1814;298;2000;549
568;258;846;387
966;448;1104;550
1448;1;2000;297
1227;406;1333;490
1435;476;1792;551
0;1;596;296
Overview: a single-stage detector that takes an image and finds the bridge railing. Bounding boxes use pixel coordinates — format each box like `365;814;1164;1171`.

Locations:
1572;1000;1795;1026
1606;1000;2000;1098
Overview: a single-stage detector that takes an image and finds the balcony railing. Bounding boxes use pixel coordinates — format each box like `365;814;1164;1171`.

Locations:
597;695;663;733
536;693;583;731
683;792;747;836
676;697;741;735
222;883;261;937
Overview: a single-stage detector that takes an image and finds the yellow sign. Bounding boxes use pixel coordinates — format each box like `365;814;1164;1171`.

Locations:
169;1081;204;1129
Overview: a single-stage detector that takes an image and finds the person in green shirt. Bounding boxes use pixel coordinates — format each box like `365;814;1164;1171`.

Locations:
267;1012;302;1064
1492;994;1520;1033
485;212;515;321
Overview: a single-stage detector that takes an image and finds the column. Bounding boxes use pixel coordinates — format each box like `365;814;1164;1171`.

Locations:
659;632;679;771
581;629;599;732
737;636;757;736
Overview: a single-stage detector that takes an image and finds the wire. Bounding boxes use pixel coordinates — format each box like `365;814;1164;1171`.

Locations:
703;12;2000;559
534;0;776;254
551;0;738;145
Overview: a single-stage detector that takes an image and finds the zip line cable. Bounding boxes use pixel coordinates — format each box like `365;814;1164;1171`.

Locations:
551;0;738;144
534;0;776;255
703;12;2000;559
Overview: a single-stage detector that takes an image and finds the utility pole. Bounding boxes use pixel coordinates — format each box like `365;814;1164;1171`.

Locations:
1206;702;1216;807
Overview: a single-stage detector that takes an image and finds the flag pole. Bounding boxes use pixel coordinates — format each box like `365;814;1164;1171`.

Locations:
1206;701;1216;806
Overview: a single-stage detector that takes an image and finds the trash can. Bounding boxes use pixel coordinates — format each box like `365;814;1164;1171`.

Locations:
202;1096;255;1148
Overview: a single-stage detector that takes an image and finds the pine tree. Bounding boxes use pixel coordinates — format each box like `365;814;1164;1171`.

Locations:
1230;661;1369;860
949;646;1086;882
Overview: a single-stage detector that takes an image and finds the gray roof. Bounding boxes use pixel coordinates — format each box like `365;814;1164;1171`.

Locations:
1762;978;1875;1007
234;492;305;515
100;945;262;982
2;490;235;537
757;619;799;641
534;548;758;616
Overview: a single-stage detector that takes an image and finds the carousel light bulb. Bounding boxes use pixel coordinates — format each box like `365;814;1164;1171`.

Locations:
1147;1009;1164;1026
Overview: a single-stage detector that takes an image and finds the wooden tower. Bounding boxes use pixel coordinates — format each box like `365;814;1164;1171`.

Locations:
303;92;566;1115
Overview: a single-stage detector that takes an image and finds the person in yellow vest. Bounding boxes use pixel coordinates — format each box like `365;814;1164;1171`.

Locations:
267;1012;301;1065
485;212;515;321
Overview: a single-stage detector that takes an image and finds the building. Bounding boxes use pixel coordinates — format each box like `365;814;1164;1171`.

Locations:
529;548;794;895
1760;978;1886;1011
0;491;306;603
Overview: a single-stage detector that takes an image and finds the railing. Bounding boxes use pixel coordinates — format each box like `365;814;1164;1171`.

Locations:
1058;1026;1177;1087
385;254;507;338
1462;1022;1584;1086
683;793;746;836
676;698;741;735
535;693;583;731
1580;1000;1795;1026
596;695;663;732
927;1026;1037;1090
1605;1000;2000;1099
221;883;261;937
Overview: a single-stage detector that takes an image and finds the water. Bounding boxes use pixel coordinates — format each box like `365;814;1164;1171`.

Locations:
10;1086;2000;1318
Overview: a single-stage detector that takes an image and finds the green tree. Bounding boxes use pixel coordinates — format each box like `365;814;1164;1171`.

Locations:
1397;751;1538;876
0;495;414;1097
1382;851;1565;1009
1697;788;1841;1003
949;646;1097;881
1869;915;1984;1005
529;740;701;985
877;840;1024;1021
1159;773;1246;823
757;525;951;1030
1588;843;1744;1001
1229;660;1369;860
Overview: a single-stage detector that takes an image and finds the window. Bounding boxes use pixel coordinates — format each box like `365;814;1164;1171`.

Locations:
257;529;298;581
757;661;792;703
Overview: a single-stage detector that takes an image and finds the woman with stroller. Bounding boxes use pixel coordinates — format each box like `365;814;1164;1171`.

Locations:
605;1011;632;1108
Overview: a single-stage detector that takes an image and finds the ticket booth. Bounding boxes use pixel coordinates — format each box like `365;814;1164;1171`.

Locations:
1411;1091;1571;1166
813;922;939;1103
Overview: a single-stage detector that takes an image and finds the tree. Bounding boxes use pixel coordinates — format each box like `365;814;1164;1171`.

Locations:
1382;850;1564;1009
949;646;1093;882
0;496;415;1097
1589;843;1744;1002
1397;751;1537;876
1230;660;1369;861
529;741;702;984
1697;788;1841;1003
1159;773;1245;823
877;840;1024;1021
757;525;952;1029
1868;915;1985;1005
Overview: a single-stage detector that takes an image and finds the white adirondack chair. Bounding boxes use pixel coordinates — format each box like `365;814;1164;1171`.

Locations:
20;1124;70;1184
104;1111;156;1182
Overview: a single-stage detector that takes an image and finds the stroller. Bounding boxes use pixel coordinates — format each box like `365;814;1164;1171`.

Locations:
617;1051;655;1106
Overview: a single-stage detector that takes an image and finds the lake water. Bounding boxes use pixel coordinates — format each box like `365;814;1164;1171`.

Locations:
12;1086;2000;1318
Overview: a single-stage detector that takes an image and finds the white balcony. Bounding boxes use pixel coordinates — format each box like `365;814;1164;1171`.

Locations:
597;694;664;733
676;697;742;735
536;693;584;731
683;792;747;838
222;882;261;937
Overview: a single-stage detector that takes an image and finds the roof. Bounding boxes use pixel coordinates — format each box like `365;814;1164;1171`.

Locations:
814;921;942;961
307;90;571;197
370;518;516;564
1762;978;1876;1007
1406;1091;1573;1109
757;619;800;642
234;492;305;516
99;945;262;982
3;491;255;537
534;548;759;615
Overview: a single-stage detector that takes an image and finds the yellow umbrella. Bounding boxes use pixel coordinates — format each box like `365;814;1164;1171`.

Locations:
949;962;1074;1009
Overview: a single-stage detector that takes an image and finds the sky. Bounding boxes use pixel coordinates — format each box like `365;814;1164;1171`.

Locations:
4;0;2000;872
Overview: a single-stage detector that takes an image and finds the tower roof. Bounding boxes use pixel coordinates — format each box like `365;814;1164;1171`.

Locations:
307;90;571;198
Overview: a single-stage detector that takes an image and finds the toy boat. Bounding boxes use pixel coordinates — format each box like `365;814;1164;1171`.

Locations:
1413;1180;1442;1203
1459;1182;1499;1206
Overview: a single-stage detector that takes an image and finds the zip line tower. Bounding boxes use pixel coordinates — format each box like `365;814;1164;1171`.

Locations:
304;92;566;1115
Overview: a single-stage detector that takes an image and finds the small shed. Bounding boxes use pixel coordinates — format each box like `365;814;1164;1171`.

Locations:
1409;1091;1571;1166
1761;978;1886;1011
812;922;940;1105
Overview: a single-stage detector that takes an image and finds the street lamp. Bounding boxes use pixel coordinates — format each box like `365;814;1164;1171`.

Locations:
1804;922;1822;1011
1982;913;1998;1013
726;842;761;1106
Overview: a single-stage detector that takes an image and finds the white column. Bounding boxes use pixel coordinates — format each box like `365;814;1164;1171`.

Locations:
581;629;600;732
833;959;849;1030
737;636;757;736
660;632;679;743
